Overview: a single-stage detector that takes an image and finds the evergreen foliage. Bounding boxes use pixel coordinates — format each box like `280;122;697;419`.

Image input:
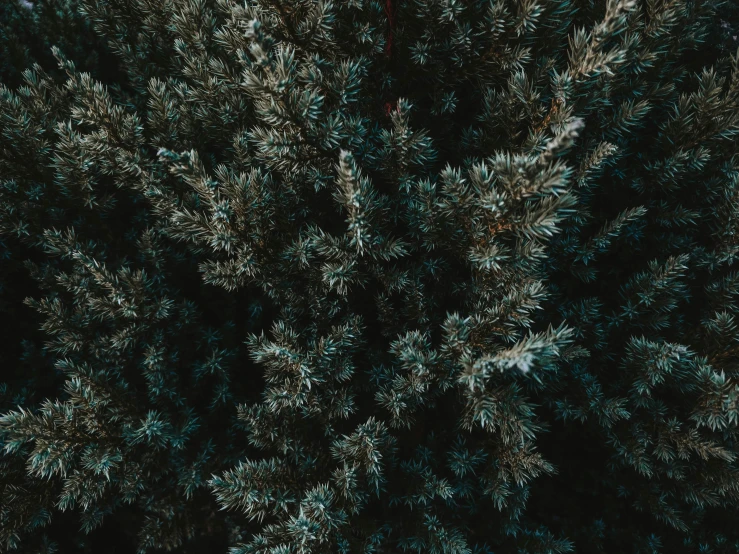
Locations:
1;0;738;552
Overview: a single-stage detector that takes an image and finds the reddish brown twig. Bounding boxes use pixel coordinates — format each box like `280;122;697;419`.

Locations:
384;0;396;58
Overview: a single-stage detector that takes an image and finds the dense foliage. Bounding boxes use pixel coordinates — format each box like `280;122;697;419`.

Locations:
1;0;739;553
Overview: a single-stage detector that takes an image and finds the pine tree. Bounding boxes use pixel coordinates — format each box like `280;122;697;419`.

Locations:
1;0;738;553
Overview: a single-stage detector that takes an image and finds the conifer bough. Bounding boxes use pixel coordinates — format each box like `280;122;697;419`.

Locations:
1;0;738;552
